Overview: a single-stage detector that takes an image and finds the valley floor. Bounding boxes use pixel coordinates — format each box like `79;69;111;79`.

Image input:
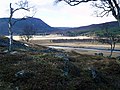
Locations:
30;40;120;57
12;35;120;57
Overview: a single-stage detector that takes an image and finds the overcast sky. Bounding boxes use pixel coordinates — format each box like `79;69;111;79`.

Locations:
0;0;116;27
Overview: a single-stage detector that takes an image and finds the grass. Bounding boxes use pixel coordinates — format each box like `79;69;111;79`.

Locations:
0;42;120;90
30;40;120;57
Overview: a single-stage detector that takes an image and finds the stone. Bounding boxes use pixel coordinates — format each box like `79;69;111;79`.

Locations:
94;52;103;56
15;70;34;79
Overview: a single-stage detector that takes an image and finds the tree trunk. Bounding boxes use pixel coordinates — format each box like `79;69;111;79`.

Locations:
109;44;113;57
109;42;116;58
8;23;13;52
8;1;30;52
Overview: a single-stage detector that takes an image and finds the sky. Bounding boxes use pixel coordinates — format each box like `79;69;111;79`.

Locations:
0;0;116;27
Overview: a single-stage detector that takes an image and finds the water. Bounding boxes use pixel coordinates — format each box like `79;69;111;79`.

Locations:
48;46;120;53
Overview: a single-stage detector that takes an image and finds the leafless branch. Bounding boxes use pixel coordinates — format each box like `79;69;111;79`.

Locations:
92;2;112;17
13;7;30;13
55;0;120;23
55;0;97;6
15;0;28;8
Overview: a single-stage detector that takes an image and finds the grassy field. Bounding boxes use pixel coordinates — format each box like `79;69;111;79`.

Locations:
30;40;120;57
13;35;120;57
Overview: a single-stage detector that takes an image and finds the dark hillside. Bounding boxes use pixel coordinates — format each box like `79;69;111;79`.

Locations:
0;17;119;36
0;17;56;35
55;21;119;36
74;21;119;30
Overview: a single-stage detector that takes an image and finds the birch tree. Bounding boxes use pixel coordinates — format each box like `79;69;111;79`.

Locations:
8;0;32;52
97;29;119;57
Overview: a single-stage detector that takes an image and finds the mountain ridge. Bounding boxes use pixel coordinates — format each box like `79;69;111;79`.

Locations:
55;21;119;35
0;17;56;35
55;21;118;30
0;17;119;35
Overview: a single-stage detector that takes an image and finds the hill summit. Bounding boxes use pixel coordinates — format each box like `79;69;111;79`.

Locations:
0;17;56;35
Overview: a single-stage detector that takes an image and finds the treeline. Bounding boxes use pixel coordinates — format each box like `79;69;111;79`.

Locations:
52;38;120;43
64;26;120;37
52;39;96;43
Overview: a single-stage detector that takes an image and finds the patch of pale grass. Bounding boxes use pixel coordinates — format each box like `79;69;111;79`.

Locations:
25;40;120;57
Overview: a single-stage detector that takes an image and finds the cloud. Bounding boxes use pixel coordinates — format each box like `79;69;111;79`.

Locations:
0;0;116;27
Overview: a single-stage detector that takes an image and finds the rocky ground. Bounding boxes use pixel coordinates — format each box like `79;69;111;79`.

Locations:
0;37;120;90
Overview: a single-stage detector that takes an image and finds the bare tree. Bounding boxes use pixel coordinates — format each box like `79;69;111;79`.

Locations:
8;0;32;52
96;26;119;57
56;0;120;57
56;0;120;24
20;24;36;42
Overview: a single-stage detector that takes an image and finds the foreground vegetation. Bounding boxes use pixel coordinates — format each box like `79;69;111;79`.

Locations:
0;41;120;90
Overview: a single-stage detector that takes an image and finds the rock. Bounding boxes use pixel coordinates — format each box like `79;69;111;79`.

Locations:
24;43;29;47
3;50;9;53
116;56;120;60
55;53;67;58
15;70;34;79
99;53;103;56
89;67;107;83
10;51;19;55
90;67;97;79
94;53;103;56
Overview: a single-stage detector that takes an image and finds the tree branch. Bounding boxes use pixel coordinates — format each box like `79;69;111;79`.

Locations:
13;7;30;13
55;0;97;6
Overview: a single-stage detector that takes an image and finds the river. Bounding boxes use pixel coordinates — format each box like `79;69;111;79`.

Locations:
48;46;120;57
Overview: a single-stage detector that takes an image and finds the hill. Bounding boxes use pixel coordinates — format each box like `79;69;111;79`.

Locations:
0;17;119;36
55;21;119;36
0;17;56;35
69;21;119;30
